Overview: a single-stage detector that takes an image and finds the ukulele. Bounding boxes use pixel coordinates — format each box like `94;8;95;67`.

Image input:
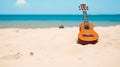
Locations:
78;4;99;45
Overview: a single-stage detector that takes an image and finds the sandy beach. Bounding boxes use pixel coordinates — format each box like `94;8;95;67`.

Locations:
0;25;120;67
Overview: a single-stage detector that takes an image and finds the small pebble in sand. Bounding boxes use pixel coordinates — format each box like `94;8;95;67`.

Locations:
15;30;19;32
50;57;54;60
30;52;34;56
17;52;20;55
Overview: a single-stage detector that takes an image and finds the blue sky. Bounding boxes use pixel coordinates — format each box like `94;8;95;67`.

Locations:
0;0;120;14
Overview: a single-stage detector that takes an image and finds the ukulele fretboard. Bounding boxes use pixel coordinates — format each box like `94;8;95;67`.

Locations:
83;10;89;29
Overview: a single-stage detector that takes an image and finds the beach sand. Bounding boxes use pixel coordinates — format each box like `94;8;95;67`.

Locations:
0;25;120;67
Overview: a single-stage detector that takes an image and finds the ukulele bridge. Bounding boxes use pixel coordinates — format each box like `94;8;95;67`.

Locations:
83;34;94;37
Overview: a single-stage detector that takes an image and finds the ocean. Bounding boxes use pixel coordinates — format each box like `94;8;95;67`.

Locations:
0;15;120;28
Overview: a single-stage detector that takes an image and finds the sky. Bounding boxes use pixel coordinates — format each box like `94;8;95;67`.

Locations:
0;0;120;14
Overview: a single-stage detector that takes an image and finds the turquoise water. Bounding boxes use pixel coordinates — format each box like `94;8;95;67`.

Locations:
0;15;120;28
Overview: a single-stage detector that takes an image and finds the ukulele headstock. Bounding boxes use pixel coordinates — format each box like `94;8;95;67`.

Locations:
79;4;88;11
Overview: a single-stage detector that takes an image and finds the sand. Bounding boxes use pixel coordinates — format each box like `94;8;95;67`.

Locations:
0;25;120;67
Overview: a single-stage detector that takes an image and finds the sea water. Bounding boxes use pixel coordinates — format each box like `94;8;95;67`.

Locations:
0;15;120;28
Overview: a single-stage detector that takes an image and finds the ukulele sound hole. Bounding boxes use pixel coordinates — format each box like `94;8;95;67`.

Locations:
83;34;93;37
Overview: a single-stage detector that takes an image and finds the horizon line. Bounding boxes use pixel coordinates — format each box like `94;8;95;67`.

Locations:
0;14;120;15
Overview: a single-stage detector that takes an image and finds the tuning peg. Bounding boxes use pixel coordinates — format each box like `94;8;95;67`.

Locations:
78;6;81;10
86;6;88;10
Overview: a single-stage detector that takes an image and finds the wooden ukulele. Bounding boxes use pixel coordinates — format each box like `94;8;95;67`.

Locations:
78;4;99;45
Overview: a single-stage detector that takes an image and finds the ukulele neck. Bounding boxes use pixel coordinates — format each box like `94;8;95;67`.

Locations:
83;10;89;29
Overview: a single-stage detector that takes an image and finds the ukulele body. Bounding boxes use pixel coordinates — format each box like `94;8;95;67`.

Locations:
78;22;98;45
